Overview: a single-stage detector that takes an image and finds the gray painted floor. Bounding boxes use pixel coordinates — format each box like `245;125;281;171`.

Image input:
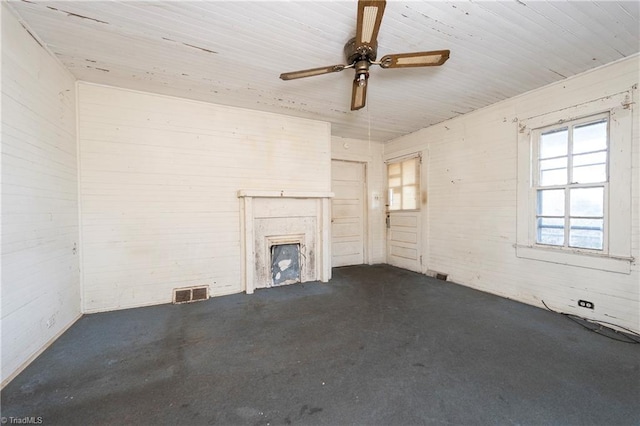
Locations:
2;265;639;425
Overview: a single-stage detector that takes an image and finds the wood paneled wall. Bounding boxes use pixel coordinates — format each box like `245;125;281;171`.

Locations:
384;57;639;333
77;83;331;312
1;5;81;385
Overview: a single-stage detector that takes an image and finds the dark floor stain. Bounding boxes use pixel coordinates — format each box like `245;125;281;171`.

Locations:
300;404;323;416
413;362;426;367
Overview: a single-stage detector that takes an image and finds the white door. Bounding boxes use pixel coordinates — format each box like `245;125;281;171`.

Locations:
386;156;422;272
331;160;365;267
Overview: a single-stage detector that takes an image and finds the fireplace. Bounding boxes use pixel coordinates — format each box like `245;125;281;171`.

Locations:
271;243;300;286
238;190;333;293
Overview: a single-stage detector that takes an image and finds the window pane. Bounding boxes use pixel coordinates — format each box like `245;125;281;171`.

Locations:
387;156;420;211
537;189;564;216
389;188;401;210
573;151;606;167
540;128;568;159
540;169;568;186
402;158;417;185
402;185;417;210
572;164;607;184
572;151;607;184
388;163;401;176
540;157;567;170
570;187;604;217
537;217;564;246
569;218;604;250
539;157;567;186
573;120;607;154
388;176;401;187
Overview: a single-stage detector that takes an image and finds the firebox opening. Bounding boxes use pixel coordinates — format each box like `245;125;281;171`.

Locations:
271;243;301;286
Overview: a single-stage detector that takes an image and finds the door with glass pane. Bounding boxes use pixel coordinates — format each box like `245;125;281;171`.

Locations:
386;155;422;272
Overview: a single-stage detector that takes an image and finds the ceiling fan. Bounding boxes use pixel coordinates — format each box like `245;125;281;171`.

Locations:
279;0;450;111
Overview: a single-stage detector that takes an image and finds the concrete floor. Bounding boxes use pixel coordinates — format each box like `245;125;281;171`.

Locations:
2;265;639;425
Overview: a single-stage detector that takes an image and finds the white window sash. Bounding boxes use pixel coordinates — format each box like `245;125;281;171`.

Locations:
531;112;610;252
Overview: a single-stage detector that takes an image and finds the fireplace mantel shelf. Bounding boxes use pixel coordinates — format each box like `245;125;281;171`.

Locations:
238;190;334;199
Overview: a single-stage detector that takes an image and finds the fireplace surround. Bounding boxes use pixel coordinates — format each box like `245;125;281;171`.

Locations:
238;190;333;294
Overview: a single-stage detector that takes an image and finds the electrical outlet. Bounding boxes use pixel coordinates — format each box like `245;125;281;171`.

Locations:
578;300;594;309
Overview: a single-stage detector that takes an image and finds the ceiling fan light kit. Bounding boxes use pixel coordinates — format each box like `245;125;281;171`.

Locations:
279;0;450;111
351;76;367;110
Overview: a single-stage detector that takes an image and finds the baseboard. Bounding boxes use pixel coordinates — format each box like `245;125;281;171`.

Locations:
83;287;243;314
1;313;83;389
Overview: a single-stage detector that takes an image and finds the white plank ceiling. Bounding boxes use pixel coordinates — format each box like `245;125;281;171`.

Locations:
8;0;640;142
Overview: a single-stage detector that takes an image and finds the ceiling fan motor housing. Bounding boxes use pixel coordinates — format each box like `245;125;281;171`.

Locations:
344;37;377;64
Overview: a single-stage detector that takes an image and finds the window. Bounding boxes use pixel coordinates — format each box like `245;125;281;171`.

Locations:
516;90;633;273
387;155;420;211
534;114;608;251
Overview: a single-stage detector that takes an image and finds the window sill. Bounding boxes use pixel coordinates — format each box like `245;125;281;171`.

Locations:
515;244;632;274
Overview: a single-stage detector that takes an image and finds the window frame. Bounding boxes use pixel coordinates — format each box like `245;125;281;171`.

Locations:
386;153;421;212
516;90;633;274
532;112;610;252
